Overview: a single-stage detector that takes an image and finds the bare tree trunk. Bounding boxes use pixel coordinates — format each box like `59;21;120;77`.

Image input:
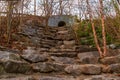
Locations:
86;0;103;57
0;1;1;44
43;0;49;33
20;0;24;26
59;0;63;15
99;0;107;57
34;0;36;16
7;1;13;44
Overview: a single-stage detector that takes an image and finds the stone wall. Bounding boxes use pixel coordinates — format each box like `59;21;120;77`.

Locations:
48;15;74;27
0;20;120;80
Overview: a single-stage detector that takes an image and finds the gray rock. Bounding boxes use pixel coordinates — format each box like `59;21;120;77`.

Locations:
51;56;75;64
0;64;5;74
100;55;120;64
3;60;32;74
32;62;53;73
49;48;75;52
30;37;41;45
85;76;103;80
25;76;37;80
75;46;97;52
48;62;66;72
21;53;48;63
104;64;120;73
65;64;102;75
109;44;117;49
78;51;99;64
39;76;65;80
57;31;68;34
55;31;74;40
22;26;37;36
58;35;74;40
0;51;32;74
49;52;77;58
65;65;82;75
32;62;66;73
63;40;75;48
22;48;48;63
0;51;21;61
85;75;120;80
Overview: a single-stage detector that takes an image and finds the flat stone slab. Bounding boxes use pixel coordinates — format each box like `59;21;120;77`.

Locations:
100;55;120;64
103;63;120;73
49;52;77;58
32;62;53;73
3;60;32;74
39;76;65;80
0;73;120;80
78;51;99;64
0;51;21;61
65;64;102;75
75;46;97;52
32;62;66;73
22;48;48;63
85;75;120;80
51;56;76;64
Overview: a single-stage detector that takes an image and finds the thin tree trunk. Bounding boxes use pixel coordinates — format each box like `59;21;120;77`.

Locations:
99;0;107;57
59;0;63;15
86;0;103;57
0;8;1;44
44;0;49;33
20;0;24;26
7;1;13;44
34;0;36;16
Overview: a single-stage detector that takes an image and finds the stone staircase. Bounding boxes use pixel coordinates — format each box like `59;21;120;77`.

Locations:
0;23;120;80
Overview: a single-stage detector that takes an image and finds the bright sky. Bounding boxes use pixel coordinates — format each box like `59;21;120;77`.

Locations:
17;0;117;19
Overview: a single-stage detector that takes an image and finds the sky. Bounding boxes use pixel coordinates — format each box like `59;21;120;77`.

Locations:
27;0;117;18
0;0;117;19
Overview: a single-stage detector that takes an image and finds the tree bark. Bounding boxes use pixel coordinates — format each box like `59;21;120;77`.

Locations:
99;0;107;57
7;1;13;44
86;0;103;57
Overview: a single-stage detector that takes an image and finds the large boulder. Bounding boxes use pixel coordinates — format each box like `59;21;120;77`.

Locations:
32;62;66;73
78;51;99;64
0;51;32;74
32;62;53;73
65;64;102;75
0;51;21;61
3;60;32;74
22;48;48;63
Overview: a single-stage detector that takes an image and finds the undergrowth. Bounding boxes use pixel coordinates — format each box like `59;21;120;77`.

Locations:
76;17;120;47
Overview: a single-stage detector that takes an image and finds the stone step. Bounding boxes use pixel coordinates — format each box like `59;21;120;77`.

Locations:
65;64;102;75
0;50;120;76
49;52;78;58
0;74;120;80
100;55;120;65
51;56;78;64
77;51;100;64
